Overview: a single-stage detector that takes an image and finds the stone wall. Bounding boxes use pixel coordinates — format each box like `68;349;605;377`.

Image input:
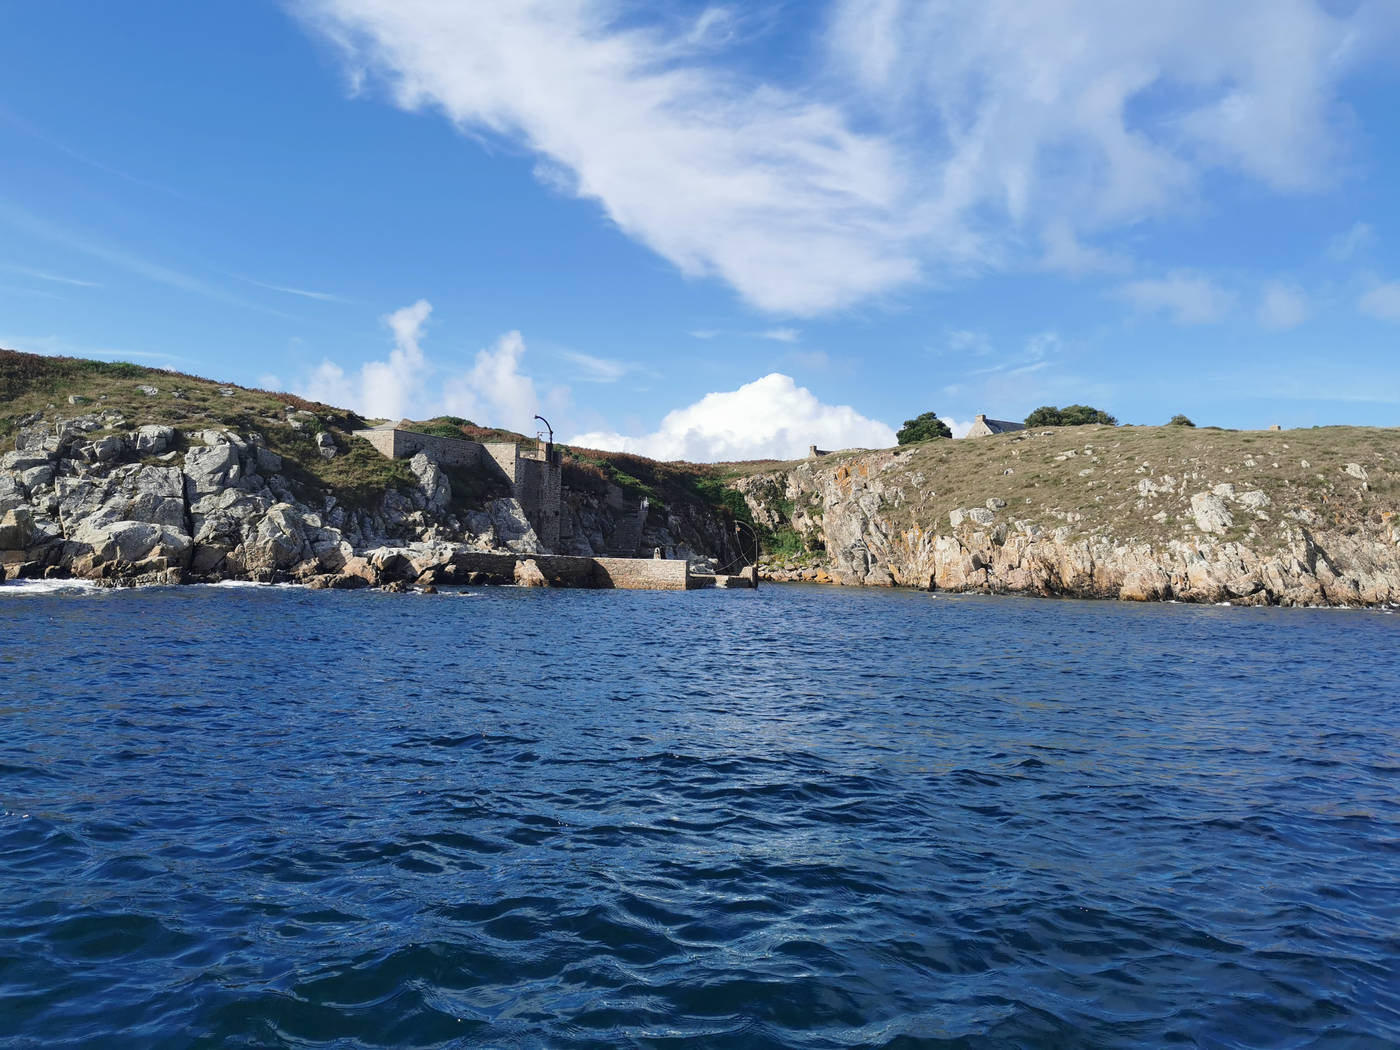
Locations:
351;428;486;470
482;443;519;483
588;556;689;590
355;429;564;550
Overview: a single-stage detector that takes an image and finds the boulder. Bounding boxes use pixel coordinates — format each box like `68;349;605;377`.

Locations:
315;432;338;460
514;558;548;587
67;519;191;570
242;503;310;571
410;452;451;513
0;508;35;550
184;443;242;497
1189;492;1234;535
254;447;282;475
134;425;176;455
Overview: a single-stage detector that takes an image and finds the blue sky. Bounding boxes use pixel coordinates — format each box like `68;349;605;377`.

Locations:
2;1;1398;459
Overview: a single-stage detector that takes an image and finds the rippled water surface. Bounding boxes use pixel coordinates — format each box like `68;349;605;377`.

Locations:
2;582;1398;1048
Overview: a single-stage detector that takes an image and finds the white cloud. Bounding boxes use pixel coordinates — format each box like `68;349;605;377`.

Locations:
1326;221;1375;262
1258;281;1309;330
1359;281;1400;322
0;264;100;288
558;349;629;383
297;1;915;316
298;304;555;430
440;330;543;432
303;298;431;420
1039;222;1132;276
295;0;1398;314
566;372;895;461
760;327;801;343
941;416;975;439
944;328;992;356
1118;271;1234;324
245;278;350;303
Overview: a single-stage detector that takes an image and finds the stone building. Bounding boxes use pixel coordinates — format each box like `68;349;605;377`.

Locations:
966;413;1027;438
353;421;562;550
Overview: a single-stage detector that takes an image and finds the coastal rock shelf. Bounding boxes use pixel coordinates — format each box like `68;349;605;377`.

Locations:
737;426;1400;607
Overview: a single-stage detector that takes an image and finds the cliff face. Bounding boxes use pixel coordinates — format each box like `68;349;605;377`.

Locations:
0;350;739;587
733;426;1400;606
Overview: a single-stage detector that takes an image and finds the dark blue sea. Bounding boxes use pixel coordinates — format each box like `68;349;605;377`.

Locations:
2;582;1397;1049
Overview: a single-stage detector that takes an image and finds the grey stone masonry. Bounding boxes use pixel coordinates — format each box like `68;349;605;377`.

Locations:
353;423;562;551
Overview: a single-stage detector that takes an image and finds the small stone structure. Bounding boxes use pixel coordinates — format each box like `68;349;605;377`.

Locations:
423;550;752;589
354;421;562;551
966;413;1027;438
808;445;831;459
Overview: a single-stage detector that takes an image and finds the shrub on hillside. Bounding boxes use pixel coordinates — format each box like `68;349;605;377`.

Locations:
896;411;953;444
1168;414;1196;427
1024;404;1118;427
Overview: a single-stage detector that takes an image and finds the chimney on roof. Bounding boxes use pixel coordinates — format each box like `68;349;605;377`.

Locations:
975;414;987;423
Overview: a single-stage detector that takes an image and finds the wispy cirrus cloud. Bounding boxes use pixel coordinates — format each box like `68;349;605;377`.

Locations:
296;0;1399;316
0;202;294;318
0;263;101;288
558;349;632;383
242;277;350;303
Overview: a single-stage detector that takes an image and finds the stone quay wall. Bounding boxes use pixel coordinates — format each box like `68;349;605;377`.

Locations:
447;551;690;589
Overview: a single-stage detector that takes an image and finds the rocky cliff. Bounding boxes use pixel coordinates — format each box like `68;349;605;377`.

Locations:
732;425;1400;606
0;351;739;588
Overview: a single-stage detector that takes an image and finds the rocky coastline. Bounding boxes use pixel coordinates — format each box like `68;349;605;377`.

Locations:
735;428;1400;607
0;407;735;591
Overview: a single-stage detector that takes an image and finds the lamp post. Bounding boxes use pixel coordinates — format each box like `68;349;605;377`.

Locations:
533;414;554;460
733;519;759;589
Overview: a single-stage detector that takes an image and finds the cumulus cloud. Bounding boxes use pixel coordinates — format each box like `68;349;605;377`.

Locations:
1117;271;1234;324
566;373;895;461
440;330;543;433
303;298;431;419
1360;281;1400;323
299;300;545;430
295;0;1397;315
1258;281;1309;330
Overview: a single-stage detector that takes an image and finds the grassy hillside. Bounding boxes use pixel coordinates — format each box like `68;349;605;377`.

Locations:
729;423;1399;558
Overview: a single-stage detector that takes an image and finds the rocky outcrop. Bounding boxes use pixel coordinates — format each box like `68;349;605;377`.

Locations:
734;429;1400;607
0;409;738;589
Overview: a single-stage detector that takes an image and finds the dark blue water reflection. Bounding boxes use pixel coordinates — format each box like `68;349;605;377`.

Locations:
2;582;1398;1048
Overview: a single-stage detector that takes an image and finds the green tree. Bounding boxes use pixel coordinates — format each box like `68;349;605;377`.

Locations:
1024;405;1063;427
896;412;952;444
1024;404;1117;427
1168;414;1195;427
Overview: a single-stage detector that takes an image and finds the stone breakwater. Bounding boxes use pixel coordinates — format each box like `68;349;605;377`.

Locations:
734;429;1400;607
0;412;731;589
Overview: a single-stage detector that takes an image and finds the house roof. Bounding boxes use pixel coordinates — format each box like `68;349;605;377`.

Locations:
975;416;1026;434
